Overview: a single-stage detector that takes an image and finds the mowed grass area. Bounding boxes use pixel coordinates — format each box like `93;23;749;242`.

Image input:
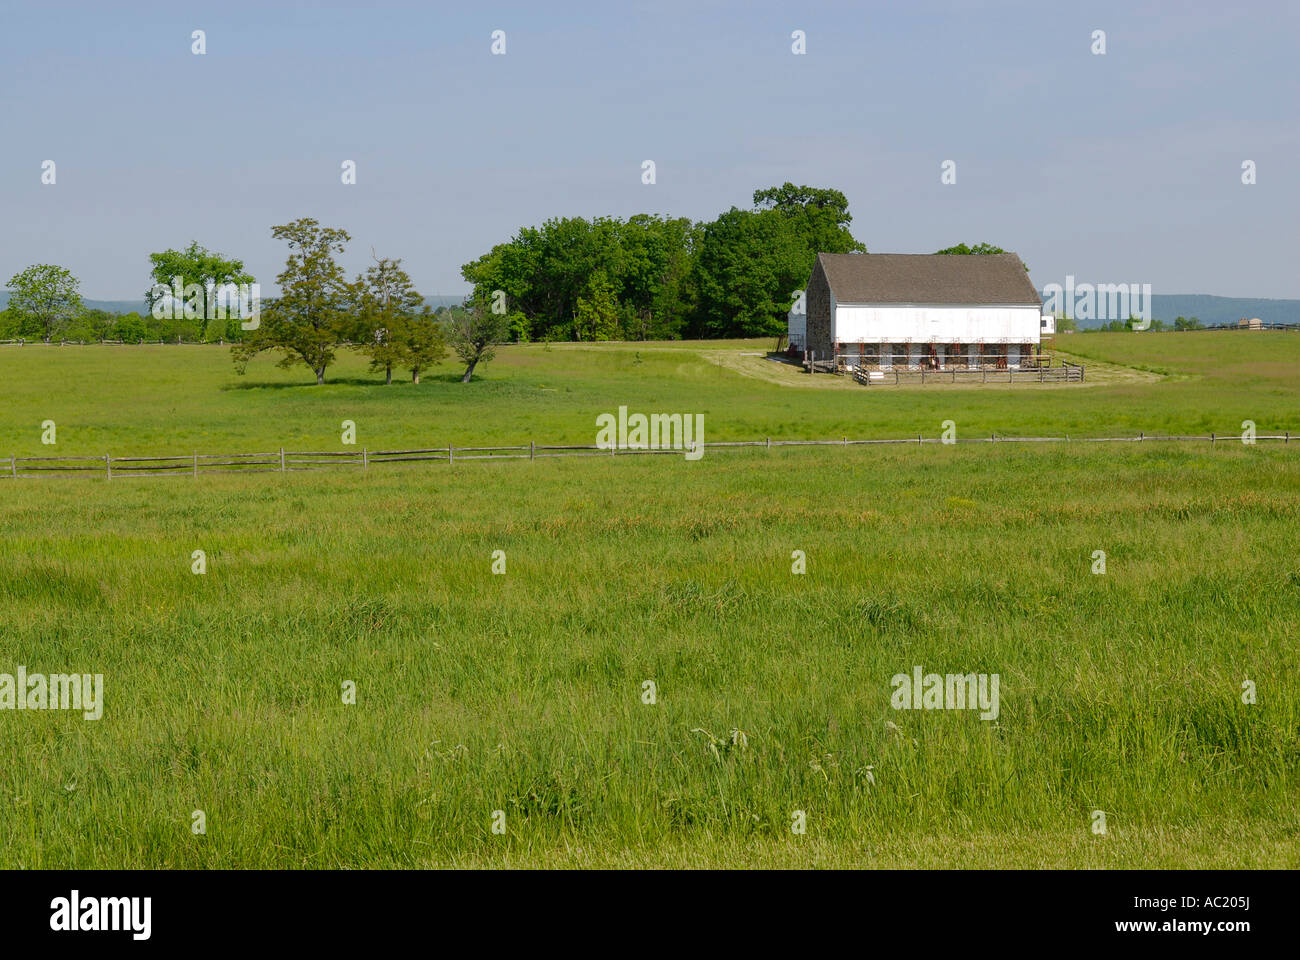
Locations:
1;445;1297;867
0;330;1297;454
1;334;1298;868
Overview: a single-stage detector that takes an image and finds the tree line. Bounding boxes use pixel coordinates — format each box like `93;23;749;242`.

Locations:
1;222;503;384
229;218;505;385
460;183;865;341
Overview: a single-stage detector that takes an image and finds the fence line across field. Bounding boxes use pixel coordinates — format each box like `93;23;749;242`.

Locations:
2;431;1294;481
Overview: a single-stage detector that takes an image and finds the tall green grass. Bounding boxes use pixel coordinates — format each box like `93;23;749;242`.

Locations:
1;443;1296;867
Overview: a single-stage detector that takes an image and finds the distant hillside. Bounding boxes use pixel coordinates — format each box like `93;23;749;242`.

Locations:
423;295;466;309
1039;291;1300;329
0;293;151;314
0;292;467;314
1145;295;1300;327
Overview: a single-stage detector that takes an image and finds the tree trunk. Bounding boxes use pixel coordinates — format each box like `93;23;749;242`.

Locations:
316;367;325;385
461;359;478;383
412;369;420;384
385;363;392;385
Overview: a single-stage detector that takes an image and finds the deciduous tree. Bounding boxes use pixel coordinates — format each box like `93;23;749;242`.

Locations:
448;298;509;382
357;255;424;385
146;241;255;340
5;264;83;341
232;219;352;385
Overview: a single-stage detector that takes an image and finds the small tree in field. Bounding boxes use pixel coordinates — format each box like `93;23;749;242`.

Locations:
6;264;83;341
403;312;447;384
232;218;352;384
448;299;509;382
357;256;424;385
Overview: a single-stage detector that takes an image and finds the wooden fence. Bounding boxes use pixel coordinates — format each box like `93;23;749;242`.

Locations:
1;431;1294;481
853;364;1085;385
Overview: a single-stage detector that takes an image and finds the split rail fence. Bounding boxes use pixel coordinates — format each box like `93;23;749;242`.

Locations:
1;432;1294;481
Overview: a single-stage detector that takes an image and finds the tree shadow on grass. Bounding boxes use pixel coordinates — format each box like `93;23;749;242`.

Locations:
223;376;385;390
421;371;481;384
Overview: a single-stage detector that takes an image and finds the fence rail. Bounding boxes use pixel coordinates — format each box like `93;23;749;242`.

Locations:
1;431;1294;481
853;364;1085;385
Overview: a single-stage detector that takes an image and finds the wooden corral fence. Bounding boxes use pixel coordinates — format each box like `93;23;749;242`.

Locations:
853;364;1085;385
1;431;1293;481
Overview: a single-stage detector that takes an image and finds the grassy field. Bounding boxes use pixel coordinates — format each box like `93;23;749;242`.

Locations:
1;333;1297;868
0;331;1298;454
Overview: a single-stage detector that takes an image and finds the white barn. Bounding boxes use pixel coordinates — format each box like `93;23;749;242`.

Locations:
802;252;1046;370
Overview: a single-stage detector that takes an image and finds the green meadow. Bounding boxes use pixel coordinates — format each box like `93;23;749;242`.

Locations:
0;333;1297;867
0;330;1297;454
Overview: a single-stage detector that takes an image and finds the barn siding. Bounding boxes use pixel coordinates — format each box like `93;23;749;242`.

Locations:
833;304;1042;345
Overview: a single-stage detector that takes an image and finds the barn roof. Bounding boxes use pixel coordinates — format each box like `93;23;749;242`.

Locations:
818;252;1041;307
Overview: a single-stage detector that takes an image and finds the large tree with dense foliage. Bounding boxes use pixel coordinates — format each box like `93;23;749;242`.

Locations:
232;218;353;384
460;184;863;341
615;214;696;340
934;242;1029;272
5;264;84;340
690;184;865;338
753;184;865;258
461;215;694;341
146;241;255;341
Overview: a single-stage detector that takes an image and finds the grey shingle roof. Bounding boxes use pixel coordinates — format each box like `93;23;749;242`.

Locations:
818;252;1041;306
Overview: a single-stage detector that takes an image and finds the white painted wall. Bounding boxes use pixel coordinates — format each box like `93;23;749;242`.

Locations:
832;304;1042;345
787;309;805;349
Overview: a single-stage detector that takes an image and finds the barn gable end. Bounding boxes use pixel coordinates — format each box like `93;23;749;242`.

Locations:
805;256;834;360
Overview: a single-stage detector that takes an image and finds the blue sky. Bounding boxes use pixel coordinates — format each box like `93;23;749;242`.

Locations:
1;0;1297;299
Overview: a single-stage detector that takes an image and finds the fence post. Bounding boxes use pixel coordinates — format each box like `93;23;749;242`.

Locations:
105;454;112;481
766;437;770;451
362;447;368;470
1139;431;1144;442
1211;432;1215;445
530;439;535;460
1287;432;1290;444
449;445;454;465
280;447;286;472
193;451;198;477
9;455;15;480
